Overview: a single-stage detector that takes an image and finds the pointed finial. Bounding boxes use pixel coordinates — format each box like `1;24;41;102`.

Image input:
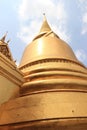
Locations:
43;13;45;16
7;39;10;44
43;13;46;21
39;14;51;33
0;31;8;42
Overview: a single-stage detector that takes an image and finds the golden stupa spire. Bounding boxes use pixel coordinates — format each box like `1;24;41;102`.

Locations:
0;32;8;43
39;14;52;33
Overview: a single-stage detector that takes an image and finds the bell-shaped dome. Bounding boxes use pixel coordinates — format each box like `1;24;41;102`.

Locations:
19;16;82;68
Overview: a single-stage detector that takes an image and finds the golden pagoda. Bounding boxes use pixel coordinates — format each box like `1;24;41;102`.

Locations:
0;16;87;130
0;33;24;105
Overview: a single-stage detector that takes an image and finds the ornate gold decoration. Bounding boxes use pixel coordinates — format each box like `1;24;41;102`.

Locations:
0;33;13;61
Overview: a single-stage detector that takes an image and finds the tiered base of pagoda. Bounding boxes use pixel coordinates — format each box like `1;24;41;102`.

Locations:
0;90;87;130
0;118;87;130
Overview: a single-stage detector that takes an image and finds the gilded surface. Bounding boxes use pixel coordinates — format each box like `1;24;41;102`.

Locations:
0;34;13;61
19;17;81;68
0;16;87;130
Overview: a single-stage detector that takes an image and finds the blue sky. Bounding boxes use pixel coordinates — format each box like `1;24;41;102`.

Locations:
0;0;87;66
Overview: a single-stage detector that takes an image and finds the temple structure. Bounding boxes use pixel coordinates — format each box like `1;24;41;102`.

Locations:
0;16;87;130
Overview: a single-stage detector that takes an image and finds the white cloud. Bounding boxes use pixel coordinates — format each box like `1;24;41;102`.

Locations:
83;13;87;23
78;0;87;34
17;20;41;43
17;0;70;44
18;0;56;21
75;49;86;62
82;12;87;34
